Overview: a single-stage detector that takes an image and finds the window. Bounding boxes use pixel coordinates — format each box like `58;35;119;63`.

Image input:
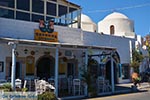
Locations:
26;56;35;75
46;16;55;21
47;2;56;16
51;0;56;2
110;25;115;35
122;64;130;79
59;5;67;16
32;0;44;14
32;14;44;22
67;63;75;77
17;0;30;11
0;8;14;19
0;61;4;72
69;7;77;13
0;0;14;8
16;11;30;21
69;8;78;24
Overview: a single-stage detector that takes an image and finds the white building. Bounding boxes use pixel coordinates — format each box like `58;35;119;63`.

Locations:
71;14;97;32
98;12;135;38
0;0;142;99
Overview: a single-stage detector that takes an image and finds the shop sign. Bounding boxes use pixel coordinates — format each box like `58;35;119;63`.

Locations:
34;20;58;42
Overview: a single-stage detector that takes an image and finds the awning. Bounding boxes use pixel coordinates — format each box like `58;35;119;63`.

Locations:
0;37;116;51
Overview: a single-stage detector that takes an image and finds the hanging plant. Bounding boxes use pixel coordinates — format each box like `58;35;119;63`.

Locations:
88;58;98;65
63;57;68;62
31;51;35;55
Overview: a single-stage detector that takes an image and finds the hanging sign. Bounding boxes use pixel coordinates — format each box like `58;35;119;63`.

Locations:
34;19;58;42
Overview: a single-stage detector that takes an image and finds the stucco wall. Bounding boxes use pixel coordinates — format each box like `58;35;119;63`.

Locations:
98;19;135;38
0;18;136;64
83;31;135;63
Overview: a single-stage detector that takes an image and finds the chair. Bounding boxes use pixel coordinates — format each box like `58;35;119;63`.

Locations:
68;76;73;94
15;79;22;88
35;80;47;94
48;77;55;86
24;77;32;91
23;80;27;88
73;79;81;95
97;77;111;93
97;77;105;93
104;80;111;92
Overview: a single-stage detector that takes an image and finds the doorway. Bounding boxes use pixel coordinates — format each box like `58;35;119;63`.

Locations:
106;60;118;84
36;56;55;80
9;62;21;79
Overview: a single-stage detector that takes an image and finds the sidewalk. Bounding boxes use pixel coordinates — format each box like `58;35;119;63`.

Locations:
68;82;150;100
82;82;150;100
138;82;150;91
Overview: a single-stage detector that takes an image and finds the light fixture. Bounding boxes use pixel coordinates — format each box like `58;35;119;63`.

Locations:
14;51;19;57
31;51;35;55
24;49;28;54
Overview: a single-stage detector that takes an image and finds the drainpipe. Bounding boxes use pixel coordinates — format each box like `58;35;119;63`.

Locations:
8;42;17;91
54;47;59;97
84;49;88;96
111;52;115;93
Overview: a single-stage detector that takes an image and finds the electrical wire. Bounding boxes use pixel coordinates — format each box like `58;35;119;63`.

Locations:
87;3;150;13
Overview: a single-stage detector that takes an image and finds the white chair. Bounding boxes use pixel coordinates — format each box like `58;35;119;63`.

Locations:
35;80;47;94
73;79;81;95
15;79;22;88
104;80;111;92
97;76;105;93
24;77;32;91
68;76;73;94
23;80;27;88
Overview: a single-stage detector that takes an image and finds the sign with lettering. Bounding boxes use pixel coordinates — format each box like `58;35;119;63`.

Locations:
34;20;58;42
34;29;58;42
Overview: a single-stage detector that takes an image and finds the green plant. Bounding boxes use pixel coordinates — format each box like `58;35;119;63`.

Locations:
3;83;11;89
130;49;144;73
0;83;11;92
38;92;57;100
22;88;28;92
81;68;92;92
81;66;96;95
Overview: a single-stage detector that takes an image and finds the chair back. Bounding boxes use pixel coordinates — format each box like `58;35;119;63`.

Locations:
73;79;80;85
23;80;27;88
15;79;22;88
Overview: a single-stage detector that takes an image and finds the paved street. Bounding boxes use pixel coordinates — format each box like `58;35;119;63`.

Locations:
82;82;150;100
84;90;150;100
83;88;150;100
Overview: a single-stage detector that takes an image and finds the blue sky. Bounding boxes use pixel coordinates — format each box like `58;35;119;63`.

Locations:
68;0;150;37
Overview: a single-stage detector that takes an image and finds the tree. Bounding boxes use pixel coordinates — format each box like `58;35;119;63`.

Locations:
142;34;150;57
130;49;143;73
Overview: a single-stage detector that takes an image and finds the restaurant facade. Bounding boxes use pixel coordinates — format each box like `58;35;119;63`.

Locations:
0;0;136;99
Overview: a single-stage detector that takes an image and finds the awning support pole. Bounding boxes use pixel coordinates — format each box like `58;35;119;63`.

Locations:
8;42;17;91
111;52;115;93
54;47;59;97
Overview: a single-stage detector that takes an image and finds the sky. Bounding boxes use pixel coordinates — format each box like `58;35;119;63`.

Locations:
68;0;150;37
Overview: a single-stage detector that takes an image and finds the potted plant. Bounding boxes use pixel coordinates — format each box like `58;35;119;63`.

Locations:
81;66;96;97
0;83;11;92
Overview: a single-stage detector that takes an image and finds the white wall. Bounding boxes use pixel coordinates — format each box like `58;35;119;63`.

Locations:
0;44;11;79
98;19;135;38
0;18;136;67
